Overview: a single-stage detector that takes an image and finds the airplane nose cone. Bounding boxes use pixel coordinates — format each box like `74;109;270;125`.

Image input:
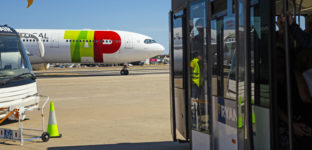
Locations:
156;44;165;54
146;44;166;58
160;45;165;53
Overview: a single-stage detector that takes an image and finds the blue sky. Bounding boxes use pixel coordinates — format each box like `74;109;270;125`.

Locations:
1;0;170;54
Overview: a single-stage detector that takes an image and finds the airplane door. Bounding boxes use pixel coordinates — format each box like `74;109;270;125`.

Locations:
125;34;133;49
50;32;59;48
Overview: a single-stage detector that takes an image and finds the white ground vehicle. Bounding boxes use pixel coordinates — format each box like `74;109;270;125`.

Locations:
0;25;42;120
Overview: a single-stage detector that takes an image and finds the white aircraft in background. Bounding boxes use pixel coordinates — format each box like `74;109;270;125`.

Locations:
16;29;165;75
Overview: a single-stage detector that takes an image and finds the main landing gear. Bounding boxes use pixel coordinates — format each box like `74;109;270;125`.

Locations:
120;64;129;75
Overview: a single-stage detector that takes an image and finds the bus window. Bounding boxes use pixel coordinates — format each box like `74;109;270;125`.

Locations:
171;10;188;139
223;13;236;100
248;1;273;150
237;0;247;148
282;1;312;149
211;20;218;96
189;0;209;133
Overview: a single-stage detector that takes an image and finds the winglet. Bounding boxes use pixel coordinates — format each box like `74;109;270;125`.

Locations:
27;0;34;8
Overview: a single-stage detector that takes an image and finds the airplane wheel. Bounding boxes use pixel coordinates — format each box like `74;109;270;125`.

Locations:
121;69;129;75
120;70;125;75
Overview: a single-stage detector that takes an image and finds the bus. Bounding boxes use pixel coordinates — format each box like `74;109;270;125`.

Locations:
169;0;312;150
0;25;42;121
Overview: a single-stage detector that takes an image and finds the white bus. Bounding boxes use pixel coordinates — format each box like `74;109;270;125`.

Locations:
170;0;312;150
0;25;41;121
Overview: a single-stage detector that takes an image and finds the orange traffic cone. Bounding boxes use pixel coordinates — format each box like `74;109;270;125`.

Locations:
47;101;62;138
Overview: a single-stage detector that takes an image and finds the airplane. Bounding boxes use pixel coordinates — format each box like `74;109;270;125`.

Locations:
16;29;165;75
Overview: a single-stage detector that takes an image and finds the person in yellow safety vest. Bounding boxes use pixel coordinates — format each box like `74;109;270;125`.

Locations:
190;52;202;129
190;52;202;94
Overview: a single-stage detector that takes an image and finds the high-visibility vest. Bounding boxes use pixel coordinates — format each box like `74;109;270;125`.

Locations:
191;58;200;87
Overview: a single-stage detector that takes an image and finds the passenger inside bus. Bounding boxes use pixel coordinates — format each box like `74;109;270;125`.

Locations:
283;12;312;49
278;11;312;149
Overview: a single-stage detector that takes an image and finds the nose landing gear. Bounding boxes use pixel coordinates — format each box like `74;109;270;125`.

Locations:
120;64;129;75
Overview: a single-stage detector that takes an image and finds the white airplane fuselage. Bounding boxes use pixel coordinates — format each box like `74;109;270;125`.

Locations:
16;29;165;64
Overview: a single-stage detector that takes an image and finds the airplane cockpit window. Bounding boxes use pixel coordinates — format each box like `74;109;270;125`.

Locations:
144;39;157;44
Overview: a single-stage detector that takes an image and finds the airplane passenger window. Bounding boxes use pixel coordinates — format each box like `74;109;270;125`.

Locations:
46;40;48;42
66;40;68;42
23;39;25;42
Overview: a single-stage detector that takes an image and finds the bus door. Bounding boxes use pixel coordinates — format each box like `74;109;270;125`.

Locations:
170;9;189;141
246;0;272;150
209;0;238;149
188;0;211;149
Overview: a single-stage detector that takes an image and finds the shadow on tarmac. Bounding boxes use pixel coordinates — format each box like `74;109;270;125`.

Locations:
0;118;29;126
47;141;189;150
35;71;169;78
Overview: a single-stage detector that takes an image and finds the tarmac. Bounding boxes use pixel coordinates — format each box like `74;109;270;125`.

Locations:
0;65;189;150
